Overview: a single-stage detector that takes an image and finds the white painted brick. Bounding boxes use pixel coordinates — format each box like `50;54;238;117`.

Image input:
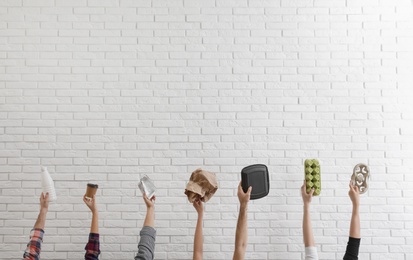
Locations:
1;1;413;259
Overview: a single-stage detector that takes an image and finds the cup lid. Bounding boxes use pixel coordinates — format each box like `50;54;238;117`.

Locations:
87;183;98;188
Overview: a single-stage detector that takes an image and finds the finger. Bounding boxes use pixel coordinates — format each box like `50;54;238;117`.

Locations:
238;181;242;191
83;196;90;203
45;192;49;200
247;186;252;195
354;185;359;193
309;188;315;196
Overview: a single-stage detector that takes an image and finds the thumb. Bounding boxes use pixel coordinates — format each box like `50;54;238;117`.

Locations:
309;188;315;196
301;182;306;193
247;186;252;195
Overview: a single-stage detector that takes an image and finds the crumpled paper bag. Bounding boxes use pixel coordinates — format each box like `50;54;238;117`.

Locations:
185;168;218;203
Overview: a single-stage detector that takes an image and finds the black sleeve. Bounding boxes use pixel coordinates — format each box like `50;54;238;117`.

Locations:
343;237;361;260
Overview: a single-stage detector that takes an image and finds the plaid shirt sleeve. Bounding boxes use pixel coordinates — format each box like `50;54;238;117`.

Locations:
84;233;100;260
23;228;44;260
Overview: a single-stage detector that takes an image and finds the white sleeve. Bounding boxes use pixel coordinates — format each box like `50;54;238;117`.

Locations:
305;246;319;260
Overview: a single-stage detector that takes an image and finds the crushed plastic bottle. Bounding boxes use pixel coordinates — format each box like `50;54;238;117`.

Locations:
138;175;156;199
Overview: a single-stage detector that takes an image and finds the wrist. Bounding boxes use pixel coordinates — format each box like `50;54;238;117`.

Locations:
40;208;48;215
240;202;248;210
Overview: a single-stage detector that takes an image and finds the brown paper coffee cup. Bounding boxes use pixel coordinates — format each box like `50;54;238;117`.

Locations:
85;183;98;200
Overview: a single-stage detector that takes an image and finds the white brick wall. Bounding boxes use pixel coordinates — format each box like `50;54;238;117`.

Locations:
1;0;413;259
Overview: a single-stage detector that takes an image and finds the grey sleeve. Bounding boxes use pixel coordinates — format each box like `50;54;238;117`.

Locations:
135;226;156;260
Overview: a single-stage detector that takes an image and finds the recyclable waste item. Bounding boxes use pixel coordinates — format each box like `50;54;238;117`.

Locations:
241;164;270;200
185;169;218;203
138;175;156;199
41;166;57;202
304;159;321;196
85;183;98;200
351;163;370;194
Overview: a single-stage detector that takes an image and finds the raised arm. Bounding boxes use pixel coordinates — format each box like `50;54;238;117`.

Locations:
343;182;361;260
23;192;49;260
135;194;156;260
143;194;155;228
233;182;251;260
348;182;360;239
193;199;204;260
301;181;315;247
84;195;99;233
83;195;100;260
301;181;318;260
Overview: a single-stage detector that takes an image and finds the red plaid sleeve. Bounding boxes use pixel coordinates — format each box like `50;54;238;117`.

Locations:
23;229;44;260
85;233;100;260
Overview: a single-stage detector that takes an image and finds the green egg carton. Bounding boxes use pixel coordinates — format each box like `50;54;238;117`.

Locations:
304;159;321;196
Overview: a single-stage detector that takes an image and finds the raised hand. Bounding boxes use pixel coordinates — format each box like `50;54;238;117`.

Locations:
301;181;314;206
348;181;360;207
83;195;98;214
237;181;252;206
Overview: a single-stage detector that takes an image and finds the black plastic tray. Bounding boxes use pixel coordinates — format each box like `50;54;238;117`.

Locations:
241;164;269;200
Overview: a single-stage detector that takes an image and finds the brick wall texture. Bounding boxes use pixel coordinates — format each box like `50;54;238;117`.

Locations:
1;0;413;259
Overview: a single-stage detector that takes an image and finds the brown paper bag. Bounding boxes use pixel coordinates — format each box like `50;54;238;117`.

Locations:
185;168;218;203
